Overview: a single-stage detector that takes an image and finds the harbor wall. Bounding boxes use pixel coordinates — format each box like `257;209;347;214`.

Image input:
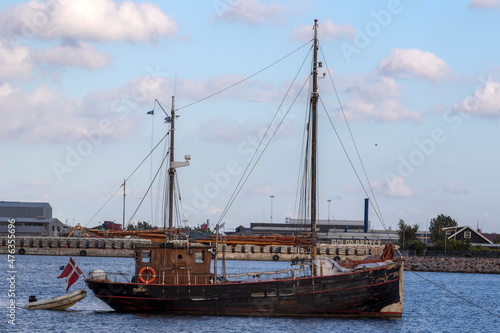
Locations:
1;236;385;261
0;236;149;257
404;256;500;274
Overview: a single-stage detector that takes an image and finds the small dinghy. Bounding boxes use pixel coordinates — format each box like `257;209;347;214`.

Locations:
23;289;86;310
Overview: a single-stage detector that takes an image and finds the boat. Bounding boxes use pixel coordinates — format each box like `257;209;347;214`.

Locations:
22;289;86;310
85;20;404;317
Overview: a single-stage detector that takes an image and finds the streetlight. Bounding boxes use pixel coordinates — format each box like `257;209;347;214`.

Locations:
444;229;447;257
327;199;332;223
270;195;275;223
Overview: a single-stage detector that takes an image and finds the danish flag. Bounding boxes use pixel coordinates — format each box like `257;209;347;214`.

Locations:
58;257;83;292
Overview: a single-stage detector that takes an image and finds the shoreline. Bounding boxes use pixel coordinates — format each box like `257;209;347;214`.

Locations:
404;256;500;274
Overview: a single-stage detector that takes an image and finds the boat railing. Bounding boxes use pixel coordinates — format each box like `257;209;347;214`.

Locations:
224;267;309;282
105;271;132;283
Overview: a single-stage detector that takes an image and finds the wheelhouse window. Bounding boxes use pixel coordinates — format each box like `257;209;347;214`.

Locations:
142;250;151;263
195;250;204;264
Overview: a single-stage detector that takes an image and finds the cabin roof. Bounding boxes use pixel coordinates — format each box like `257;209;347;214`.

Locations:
443;225;493;244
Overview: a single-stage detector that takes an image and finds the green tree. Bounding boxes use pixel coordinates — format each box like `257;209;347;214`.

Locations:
429;214;458;243
493;235;500;244
126;221;155;231
397;219;427;255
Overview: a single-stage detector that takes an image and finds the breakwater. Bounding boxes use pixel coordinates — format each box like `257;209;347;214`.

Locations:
405;256;500;274
0;236;151;257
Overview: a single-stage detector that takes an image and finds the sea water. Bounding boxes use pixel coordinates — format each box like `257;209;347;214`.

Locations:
1;255;499;332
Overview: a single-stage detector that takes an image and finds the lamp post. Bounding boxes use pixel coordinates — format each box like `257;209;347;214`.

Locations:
444;229;447;257
402;223;405;256
327;199;332;223
270;195;275;223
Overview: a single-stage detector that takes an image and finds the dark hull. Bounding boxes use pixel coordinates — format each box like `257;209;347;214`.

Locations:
85;262;403;317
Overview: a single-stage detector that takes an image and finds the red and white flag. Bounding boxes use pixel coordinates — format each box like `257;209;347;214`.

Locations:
58;257;83;292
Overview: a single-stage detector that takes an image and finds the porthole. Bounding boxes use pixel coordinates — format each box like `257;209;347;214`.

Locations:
177;254;183;260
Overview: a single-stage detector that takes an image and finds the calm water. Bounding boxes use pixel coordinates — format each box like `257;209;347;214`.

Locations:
1;255;499;332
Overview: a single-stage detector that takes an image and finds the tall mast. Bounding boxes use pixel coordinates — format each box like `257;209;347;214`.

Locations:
310;20;319;261
168;96;175;239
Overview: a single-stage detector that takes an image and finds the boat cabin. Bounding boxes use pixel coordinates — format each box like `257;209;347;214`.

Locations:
134;241;214;285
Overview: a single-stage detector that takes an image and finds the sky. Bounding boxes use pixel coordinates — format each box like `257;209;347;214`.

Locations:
1;0;500;233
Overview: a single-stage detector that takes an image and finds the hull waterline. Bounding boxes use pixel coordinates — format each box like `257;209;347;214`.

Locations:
85;262;403;317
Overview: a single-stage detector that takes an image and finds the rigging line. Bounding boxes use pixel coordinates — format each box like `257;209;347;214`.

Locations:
410;270;500;319
175;40;313;112
318;43;388;232
150;102;156;227
153;134;169;227
83;130;170;228
174;173;187;225
319;96;390;237
216;49;313;224
126;148;170;226
293;82;312;222
217;75;313;225
155;98;170;116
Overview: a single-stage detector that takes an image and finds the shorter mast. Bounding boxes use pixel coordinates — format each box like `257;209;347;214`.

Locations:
167;96;176;240
122;179;126;230
165;96;190;240
310;20;319;266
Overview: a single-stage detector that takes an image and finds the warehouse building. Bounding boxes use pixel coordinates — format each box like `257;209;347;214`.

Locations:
0;201;71;237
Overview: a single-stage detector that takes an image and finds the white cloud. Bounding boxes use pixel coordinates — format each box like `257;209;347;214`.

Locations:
292;19;355;42
0;73;169;143
468;0;499;9
215;0;285;25
377;48;450;81
443;181;469;195
386;176;413;197
0;0;177;42
454;79;500;117
346;176;413;198
243;184;275;196
342;76;421;122
0;41;33;80
0;83;13;97
32;42;112;70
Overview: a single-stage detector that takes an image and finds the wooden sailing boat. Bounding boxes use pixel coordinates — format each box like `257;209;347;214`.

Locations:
85;20;404;317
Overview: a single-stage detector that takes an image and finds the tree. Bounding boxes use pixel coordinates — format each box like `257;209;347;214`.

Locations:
429;214;458;243
126;221;155;231
397;219;427;255
493;235;500;244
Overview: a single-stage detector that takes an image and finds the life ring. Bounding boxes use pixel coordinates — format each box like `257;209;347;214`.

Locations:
19;248;26;255
333;256;341;262
80;250;87;256
138;266;156;284
272;254;279;261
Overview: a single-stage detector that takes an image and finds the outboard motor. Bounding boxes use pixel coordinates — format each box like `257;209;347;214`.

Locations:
28;296;38;303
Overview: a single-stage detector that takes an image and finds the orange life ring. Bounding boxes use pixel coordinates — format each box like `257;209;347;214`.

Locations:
138;266;156;284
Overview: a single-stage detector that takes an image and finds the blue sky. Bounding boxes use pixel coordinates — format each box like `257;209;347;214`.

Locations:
1;0;500;233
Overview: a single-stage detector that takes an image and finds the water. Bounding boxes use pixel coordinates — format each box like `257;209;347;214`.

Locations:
2;255;499;332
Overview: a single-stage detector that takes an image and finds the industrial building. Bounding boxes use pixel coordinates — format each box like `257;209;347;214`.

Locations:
0;201;71;237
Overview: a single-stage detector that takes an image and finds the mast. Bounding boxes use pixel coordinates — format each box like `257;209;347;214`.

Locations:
122;178;126;230
310;20;319;262
165;96;190;240
167;96;175;239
